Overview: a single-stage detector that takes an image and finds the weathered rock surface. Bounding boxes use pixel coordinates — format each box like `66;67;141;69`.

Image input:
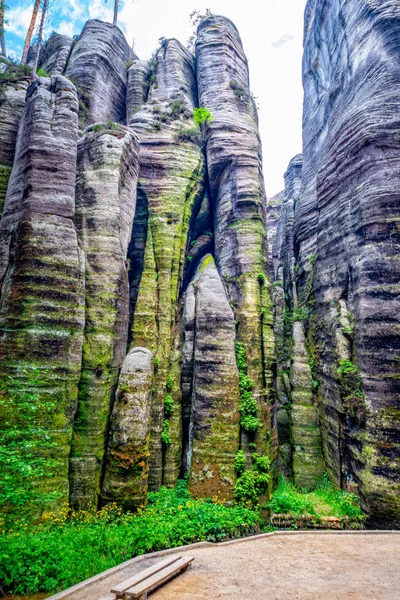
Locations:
69;123;140;509
291;321;324;488
126;60;150;123
0;76;84;503
271;1;400;524
196;16;275;465
39;33;73;75
266;190;284;277
102;347;154;509
271;155;303;481
65;20;135;125
128;38;206;491
183;255;240;498
0;65;30;214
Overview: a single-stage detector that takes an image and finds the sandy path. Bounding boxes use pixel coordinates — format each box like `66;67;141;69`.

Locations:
48;532;400;600
153;533;400;600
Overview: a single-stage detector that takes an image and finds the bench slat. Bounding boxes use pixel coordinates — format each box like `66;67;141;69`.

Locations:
124;556;194;599
111;556;182;596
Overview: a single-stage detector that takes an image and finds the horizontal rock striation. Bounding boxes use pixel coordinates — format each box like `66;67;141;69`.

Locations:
39;33;73;75
266;190;284;277
294;0;400;525
183;255;240;498
0;75;85;505
102;347;154;509
69;123;140;510
128;38;206;491
65;20;135;125
196;16;275;469
0;63;30;215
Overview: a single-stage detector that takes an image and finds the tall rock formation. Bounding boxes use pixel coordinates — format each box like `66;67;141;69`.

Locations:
183;255;240;498
102;347;154;509
0;76;85;504
65;20;135;125
273;1;400;526
0;61;30;214
196;16;275;473
39;33;73;76
69;124;140;509
127;39;206;491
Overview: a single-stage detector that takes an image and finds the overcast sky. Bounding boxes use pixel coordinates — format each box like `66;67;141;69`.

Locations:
6;0;307;197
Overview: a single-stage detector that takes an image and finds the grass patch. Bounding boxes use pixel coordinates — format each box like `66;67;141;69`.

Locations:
269;473;363;518
0;481;260;595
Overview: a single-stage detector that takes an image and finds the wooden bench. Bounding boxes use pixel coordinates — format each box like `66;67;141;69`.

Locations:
110;555;194;599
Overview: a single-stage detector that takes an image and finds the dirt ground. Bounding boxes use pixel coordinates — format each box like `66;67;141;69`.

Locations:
152;533;400;600
43;532;400;600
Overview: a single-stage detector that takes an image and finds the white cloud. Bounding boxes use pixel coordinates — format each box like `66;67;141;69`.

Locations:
87;0;114;23
273;34;295;49
57;21;75;37
7;4;34;38
61;0;85;21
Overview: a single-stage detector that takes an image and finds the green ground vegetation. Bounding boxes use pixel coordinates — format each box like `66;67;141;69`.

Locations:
269;473;363;519
0;481;260;595
0;368;63;530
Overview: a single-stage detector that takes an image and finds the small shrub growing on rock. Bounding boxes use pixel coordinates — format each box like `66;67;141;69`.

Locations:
161;419;171;446
234;450;247;476
192;106;213;125
164;394;174;417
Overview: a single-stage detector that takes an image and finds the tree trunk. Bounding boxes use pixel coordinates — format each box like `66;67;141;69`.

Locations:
21;0;41;65
31;0;48;78
113;0;119;26
0;0;7;57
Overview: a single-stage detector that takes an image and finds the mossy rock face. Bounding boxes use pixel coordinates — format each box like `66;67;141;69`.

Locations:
69;126;140;510
0;165;12;216
183;256;241;499
128;38;206;491
196;16;275;469
102;347;154;510
0;76;84;509
270;1;400;527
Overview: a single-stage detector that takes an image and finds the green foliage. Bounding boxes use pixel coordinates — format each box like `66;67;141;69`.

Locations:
0;482;259;595
161;419;171;446
269;473;363;519
269;475;315;515
234;450;247;476
337;359;358;375
169;100;185;119
293;306;309;321
236;342;260;432
153;357;159;372
175;125;203;147
166;374;173;393
0;61;31;99
0;368;63;530
337;360;365;423
234;471;259;507
234;450;271;507
308;254;317;265
164;394;174;417
192;106;213;125
37;68;49;77
257;272;266;285
253;455;271;474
